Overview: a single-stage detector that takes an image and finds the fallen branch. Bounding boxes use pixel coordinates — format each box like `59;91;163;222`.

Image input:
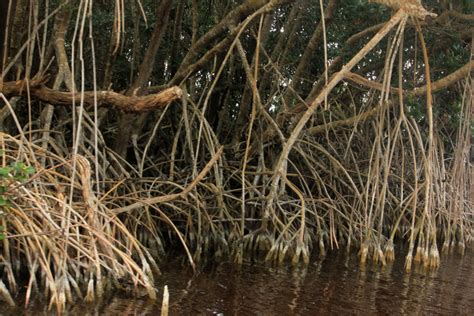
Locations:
1;80;182;112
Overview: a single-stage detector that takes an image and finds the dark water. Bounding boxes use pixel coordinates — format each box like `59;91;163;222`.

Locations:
2;250;473;315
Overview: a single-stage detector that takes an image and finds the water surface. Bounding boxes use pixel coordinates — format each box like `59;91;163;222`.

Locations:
2;250;473;315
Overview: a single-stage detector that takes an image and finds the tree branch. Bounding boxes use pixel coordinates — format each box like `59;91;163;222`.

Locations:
307;61;473;136
344;60;473;97
169;0;292;86
1;80;182;112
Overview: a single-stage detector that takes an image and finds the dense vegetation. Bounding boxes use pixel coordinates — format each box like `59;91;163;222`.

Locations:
0;0;472;311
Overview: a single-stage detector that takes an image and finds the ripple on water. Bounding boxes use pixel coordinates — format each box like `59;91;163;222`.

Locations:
1;250;473;315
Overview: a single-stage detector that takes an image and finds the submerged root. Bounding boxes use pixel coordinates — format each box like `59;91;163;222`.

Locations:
414;246;423;262
0;280;15;307
67;276;83;301
421;247;430;268
428;243;440;269
405;252;413;271
319;239;326;257
441;240;450;254
373;246;386;266
243;230;273;257
384;241;395;262
85;278;95;303
48;289;66;314
3;264;17;294
265;243;280;263
359;243;369;264
291;242;310;266
233;243;244;265
458;241;465;255
214;234;229;259
145;284;157;300
256;233;274;254
278;243;290;264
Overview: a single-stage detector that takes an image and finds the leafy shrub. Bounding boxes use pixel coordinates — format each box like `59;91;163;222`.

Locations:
0;160;35;240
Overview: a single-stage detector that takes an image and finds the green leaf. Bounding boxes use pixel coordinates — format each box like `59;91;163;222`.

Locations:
24;166;35;175
17;176;27;182
0;167;11;177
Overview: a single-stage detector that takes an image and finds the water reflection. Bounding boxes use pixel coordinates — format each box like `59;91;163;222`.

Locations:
2;250;472;315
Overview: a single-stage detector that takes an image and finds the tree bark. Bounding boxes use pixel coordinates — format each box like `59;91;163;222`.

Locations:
258;0;307;98
0;0;9;70
232;12;275;145
114;0;173;158
169;0;293;86
0;0;17;73
1;80;182;112
284;0;338;102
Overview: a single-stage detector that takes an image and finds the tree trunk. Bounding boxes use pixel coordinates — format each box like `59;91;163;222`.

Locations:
0;0;16;73
284;0;338;104
114;0;173;158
